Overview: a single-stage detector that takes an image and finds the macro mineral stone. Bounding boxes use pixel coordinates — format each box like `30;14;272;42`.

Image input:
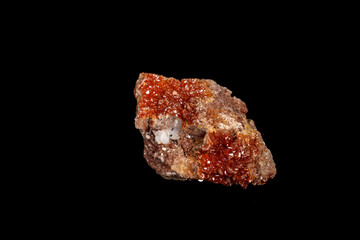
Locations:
134;73;276;188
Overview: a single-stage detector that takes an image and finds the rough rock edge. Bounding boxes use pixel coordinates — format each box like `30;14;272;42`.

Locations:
135;73;276;186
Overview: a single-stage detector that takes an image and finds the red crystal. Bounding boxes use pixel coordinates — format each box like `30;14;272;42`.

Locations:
136;73;212;125
199;130;260;188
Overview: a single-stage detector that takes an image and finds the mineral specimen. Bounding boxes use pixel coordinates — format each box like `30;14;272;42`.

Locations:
134;73;276;188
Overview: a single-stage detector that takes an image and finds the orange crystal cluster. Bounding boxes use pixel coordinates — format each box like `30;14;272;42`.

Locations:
199;130;260;187
136;73;212;125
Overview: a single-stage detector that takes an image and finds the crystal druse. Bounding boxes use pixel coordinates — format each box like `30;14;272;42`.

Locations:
134;73;276;188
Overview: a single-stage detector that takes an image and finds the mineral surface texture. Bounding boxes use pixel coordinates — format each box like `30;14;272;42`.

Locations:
134;73;276;188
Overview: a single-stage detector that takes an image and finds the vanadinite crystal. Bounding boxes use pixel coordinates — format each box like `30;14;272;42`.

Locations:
134;73;276;188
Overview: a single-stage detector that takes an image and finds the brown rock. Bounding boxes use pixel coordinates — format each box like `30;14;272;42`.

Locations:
134;73;276;188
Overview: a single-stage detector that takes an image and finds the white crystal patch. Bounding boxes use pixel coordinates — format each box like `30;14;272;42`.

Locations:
153;129;170;144
153;119;182;145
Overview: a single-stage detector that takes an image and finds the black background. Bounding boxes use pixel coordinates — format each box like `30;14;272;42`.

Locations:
79;66;333;236
69;38;330;224
11;4;357;237
52;14;351;234
80;53;328;228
